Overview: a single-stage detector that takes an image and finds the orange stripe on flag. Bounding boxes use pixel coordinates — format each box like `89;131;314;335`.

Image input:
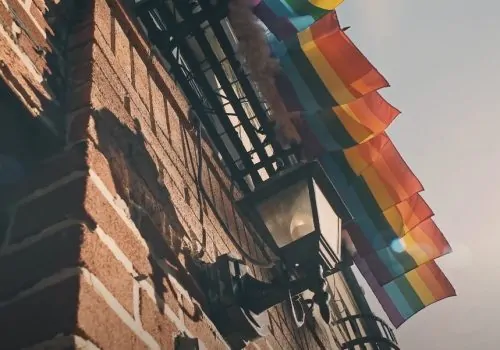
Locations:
310;19;389;102
333;92;400;144
416;261;456;300
399;219;452;265
383;193;434;237
344;132;391;175
344;134;423;209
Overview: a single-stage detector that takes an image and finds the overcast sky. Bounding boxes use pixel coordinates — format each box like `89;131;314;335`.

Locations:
337;1;500;349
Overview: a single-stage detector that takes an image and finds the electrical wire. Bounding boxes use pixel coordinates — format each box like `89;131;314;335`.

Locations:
193;117;207;258
193;115;276;268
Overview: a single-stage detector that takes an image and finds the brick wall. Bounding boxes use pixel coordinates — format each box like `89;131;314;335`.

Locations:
0;0;334;349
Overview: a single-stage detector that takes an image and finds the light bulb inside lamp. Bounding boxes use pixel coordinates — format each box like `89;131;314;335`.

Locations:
289;212;314;241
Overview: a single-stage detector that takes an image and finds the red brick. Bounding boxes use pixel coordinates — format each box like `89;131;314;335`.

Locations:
77;279;148;349
0;3;14;35
140;289;178;350
132;46;149;110
67;110;96;142
80;226;135;316
93;0;113;48
0;222;135;316
82;175;155;279
0;275;80;349
150;78;167;132
91;38;149;122
5;0;47;50
67;80;92;111
0;141;98;209
0;32;50;113
264;336;284;350
181;295;228;350
0;224;83;301
17;31;47;74
32;0;48;13
151;54;190;117
9;174;90;243
113;18;132;84
30;2;53;37
65;1;242;267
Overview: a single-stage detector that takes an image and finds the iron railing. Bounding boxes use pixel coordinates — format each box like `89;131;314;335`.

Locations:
333;314;400;350
135;0;301;193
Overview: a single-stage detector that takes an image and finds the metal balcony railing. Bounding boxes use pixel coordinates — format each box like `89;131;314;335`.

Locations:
333;314;400;350
135;0;301;193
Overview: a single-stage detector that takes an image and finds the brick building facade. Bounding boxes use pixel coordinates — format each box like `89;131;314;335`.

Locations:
0;1;398;349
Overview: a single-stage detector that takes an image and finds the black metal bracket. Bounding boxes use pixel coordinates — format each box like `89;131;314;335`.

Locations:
197;254;271;349
195;253;347;348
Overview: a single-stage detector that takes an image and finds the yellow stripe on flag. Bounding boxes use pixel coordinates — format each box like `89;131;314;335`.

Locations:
309;0;344;10
406;268;435;306
298;28;355;103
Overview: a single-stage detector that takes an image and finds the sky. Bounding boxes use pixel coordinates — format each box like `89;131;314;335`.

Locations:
336;0;500;349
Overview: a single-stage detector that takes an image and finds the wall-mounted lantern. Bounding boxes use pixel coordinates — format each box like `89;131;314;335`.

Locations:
237;161;351;278
199;161;352;349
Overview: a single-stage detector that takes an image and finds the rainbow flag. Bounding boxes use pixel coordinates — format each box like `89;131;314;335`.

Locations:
327;132;423;212
317;92;400;149
254;4;341;41
265;17;397;150
354;255;456;328
360;218;452;285
268;13;388;110
252;3;456;322
344;193;434;255
252;0;343;26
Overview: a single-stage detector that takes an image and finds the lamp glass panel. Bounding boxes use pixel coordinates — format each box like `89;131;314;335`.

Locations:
257;180;314;248
314;180;342;258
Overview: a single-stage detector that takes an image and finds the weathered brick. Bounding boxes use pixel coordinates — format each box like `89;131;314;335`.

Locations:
132;46;150;110
5;0;47;49
0;274;80;349
0;223;135;316
77;278;149;349
30;2;53;37
181;294;228;350
150;78;167;132
94;0;113;48
0;0;320;348
113;17;132;83
80;225;135;315
140;289;178;350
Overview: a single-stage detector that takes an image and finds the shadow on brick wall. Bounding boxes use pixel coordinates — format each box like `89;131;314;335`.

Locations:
92;107;207;320
19;0;78;135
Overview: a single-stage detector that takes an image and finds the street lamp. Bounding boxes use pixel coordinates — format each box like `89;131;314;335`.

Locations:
198;161;351;349
237;161;351;277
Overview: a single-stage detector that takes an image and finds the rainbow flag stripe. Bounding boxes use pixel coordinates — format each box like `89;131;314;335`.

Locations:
330;92;400;145
355;255;456;328
266;25;398;150
254;4;341;41
267;13;388;110
344;193;435;255
296;92;400;151
361;218;452;285
319;151;423;251
294;17;389;106
330;132;423;212
252;0;343;23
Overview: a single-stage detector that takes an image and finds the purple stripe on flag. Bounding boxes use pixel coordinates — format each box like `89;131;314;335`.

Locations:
354;254;405;327
253;2;298;40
